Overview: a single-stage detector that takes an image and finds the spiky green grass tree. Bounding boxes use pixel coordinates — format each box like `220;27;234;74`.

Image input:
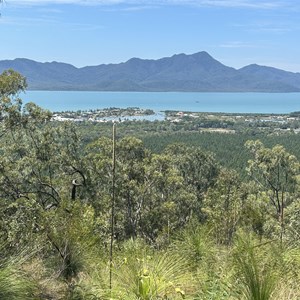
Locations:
232;232;277;300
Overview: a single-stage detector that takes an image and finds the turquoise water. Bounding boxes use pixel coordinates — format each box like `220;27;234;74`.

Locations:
21;91;300;114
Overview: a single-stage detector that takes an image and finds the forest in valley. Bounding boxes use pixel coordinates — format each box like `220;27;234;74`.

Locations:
0;69;300;299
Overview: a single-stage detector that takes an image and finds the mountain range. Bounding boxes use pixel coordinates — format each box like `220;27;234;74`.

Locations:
1;51;300;92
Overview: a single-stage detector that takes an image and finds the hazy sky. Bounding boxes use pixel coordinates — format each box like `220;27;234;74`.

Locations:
1;0;300;72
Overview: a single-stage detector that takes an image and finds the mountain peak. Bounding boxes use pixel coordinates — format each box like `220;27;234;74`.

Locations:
0;52;299;92
192;51;212;58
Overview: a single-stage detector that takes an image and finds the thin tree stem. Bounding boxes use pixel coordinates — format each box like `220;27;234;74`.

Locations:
109;123;116;290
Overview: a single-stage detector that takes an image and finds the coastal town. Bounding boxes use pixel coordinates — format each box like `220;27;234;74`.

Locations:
165;110;300;133
51;107;300;134
52;107;155;122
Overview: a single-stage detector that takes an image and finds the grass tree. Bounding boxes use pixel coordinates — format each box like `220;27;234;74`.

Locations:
113;238;193;300
232;232;278;300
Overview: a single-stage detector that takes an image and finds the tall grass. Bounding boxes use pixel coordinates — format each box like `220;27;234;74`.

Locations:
271;245;300;299
0;266;36;300
0;246;37;300
170;223;215;268
73;238;193;300
116;253;192;299
114;238;193;299
232;232;277;300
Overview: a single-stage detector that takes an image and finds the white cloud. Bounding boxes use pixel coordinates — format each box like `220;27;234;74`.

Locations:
5;0;123;4
37;7;63;13
233;20;299;34
4;0;292;9
177;0;282;9
0;13;104;30
219;41;258;48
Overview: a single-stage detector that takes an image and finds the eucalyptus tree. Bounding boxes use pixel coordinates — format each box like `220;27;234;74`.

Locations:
245;140;300;241
163;143;219;221
85;137;197;243
203;168;246;244
85;136;149;240
140;152;196;243
0;70;87;248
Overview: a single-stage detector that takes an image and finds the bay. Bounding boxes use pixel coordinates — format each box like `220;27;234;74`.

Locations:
21;91;300;114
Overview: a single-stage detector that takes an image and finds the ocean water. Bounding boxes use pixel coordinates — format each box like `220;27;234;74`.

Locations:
21;91;300;114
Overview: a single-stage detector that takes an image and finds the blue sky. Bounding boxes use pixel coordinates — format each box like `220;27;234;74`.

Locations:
1;0;300;72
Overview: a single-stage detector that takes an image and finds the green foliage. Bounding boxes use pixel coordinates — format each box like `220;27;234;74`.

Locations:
1;70;300;299
113;239;193;300
86;136;211;243
232;232;278;300
0;69;27;98
203;169;246;244
245;140;300;240
0;74;86;249
163;143;219;221
0;245;37;300
171;222;215;268
274;245;300;299
0;265;36;300
284;199;300;245
41;199;100;284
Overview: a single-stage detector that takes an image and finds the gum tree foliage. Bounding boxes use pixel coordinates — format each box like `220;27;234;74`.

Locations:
85;137;218;243
163;143;219;221
245;140;300;240
0;70;86;248
140;151;197;242
86;136;151;240
203;168;246;244
0;70;96;287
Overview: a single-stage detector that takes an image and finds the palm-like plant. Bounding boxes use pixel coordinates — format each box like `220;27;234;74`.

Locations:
232;232;277;300
170;223;215;268
112;238;193;300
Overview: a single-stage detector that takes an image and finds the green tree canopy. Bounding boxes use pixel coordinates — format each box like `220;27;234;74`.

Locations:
245;140;300;240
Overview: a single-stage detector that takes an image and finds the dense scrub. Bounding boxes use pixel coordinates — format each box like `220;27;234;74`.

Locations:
76;120;300;178
0;70;300;299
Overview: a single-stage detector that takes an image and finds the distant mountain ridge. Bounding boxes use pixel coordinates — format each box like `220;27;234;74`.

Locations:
1;52;300;92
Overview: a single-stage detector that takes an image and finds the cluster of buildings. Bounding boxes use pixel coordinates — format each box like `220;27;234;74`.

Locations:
51;107;155;123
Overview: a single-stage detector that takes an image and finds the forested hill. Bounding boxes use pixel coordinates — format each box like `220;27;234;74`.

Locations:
1;51;300;92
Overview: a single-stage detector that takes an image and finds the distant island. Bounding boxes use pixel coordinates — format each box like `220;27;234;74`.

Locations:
1;51;300;92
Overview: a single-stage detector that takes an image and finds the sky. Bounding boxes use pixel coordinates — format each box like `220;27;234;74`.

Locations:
1;0;300;72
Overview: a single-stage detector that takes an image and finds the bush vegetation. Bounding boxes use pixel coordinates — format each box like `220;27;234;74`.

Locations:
0;70;300;299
